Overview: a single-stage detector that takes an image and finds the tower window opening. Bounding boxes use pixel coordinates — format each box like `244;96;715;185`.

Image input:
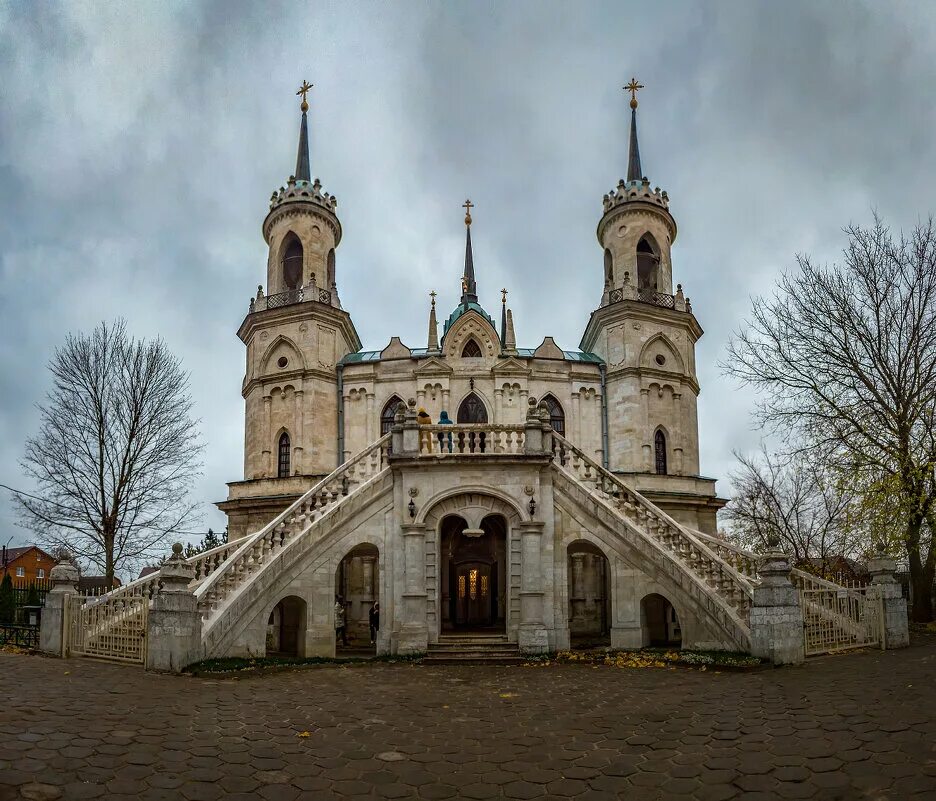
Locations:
278;432;291;478
282;235;303;290
654;429;667;475
603;249;613;287
541;394;566;436
461;338;483;358
636;235;660;293
327;248;336;288
381;396;404;436
457;393;488;424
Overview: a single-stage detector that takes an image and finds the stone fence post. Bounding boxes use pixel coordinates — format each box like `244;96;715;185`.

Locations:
524;398;543;454
749;549;805;665
146;543;201;673
39;564;80;656
401;398;420;455
868;548;910;649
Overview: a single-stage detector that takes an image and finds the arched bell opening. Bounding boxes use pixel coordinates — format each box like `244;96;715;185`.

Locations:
440;513;507;633
326;248;336;288
335;543;380;653
281;233;303;291
641;593;682;648
567;540;611;647
265;595;307;657
636;234;660;293
603;248;613;288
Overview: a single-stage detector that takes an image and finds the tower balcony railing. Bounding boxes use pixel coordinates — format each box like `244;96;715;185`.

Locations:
415;424;527;456
249;285;332;313
605;284;692;313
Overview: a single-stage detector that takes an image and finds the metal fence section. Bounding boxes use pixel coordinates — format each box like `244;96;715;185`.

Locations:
801;585;884;656
65;594;148;664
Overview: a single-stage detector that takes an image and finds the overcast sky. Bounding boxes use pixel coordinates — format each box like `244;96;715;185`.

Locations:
2;1;936;552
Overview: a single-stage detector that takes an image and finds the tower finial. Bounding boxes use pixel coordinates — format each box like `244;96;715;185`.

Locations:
297;79;313;113
428;290;440;352
625;77;644;110
624;78;644;182
500;288;508;349
460;199;478;304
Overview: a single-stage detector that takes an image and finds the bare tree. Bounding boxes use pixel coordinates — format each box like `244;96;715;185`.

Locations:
724;217;936;621
15;320;203;584
721;445;863;575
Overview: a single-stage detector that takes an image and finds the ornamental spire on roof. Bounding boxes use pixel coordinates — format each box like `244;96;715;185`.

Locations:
461;199;478;304
295;80;313;182
625;77;644;182
427;290;440;353
500;287;508;348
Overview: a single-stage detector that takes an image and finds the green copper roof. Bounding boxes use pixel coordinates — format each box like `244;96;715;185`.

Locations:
442;301;496;336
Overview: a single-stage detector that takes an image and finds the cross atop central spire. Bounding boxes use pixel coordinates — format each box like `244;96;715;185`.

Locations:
625;77;644;182
295;80;313;182
461;199;478;304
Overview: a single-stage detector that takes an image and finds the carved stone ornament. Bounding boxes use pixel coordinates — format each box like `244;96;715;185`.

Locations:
408;487;419;497
523;485;535;496
462;528;485;538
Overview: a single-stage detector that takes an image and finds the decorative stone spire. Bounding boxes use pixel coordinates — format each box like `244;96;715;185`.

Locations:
461;199;478;304
500;288;508;348
625;77;644;182
427;291;440;353
504;308;517;355
295;80;313;183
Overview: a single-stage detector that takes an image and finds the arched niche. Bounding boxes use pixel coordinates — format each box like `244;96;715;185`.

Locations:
567;540;611;645
641;593;682;647
636;233;660;293
265;595;307;656
281;232;303;291
456;392;488;424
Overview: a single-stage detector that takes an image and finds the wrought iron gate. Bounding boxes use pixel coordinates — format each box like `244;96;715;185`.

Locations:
801;585;884;656
65;594;148;664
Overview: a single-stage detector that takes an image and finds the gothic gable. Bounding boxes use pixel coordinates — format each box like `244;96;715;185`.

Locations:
491;356;531;377
442;309;499;361
259;335;306;377
533;336;564;360
380;336;413;361
414;356;453;377
639;333;685;373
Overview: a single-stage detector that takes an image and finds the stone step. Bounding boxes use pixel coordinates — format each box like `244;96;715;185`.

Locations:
425;637;522;664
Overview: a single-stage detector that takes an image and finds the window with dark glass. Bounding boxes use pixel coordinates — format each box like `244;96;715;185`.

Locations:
654;429;667;475
457;393;488;423
282;235;303;290
461;338;483;358
278;432;291;478
380;397;404;436
541;394;565;436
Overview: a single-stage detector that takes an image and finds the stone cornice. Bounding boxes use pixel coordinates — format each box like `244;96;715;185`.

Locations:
596;200;677;245
262;200;342;246
237;299;362;352
579;299;703;353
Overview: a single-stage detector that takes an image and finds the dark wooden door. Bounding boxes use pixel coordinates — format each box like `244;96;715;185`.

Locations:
455;563;492;627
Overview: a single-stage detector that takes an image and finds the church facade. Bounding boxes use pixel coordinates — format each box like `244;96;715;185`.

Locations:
208;82;739;658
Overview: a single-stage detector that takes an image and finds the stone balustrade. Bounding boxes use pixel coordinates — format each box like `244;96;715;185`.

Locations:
415;424;526;456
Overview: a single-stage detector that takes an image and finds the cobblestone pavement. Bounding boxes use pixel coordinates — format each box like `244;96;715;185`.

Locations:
2;641;935;801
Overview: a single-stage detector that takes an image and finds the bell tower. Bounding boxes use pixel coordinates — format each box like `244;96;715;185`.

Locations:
219;81;362;541
580;79;724;533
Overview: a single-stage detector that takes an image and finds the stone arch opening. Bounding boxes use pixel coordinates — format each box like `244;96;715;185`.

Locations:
265;595;307;656
335;543;380;652
440;513;507;632
281;232;303;290
641;593;682;647
636;233;660;293
604;248;613;287
540;394;565;436
457;392;488;424
567;540;610;646
654;428;667;475
326;248;336;288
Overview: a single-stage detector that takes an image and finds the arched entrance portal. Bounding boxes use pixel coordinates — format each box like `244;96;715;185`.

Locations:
641;593;682;647
567;541;610;646
335;543;379;652
266;595;307;656
440;514;507;632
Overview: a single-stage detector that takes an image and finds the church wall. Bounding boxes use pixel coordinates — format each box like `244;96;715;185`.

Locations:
265;212;338;295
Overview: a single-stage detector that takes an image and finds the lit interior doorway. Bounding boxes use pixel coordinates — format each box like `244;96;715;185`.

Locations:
440;513;507;632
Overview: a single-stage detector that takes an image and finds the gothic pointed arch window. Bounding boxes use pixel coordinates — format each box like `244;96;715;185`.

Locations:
603;249;613;287
457;392;488;424
278;432;291;478
461;338;483;358
326;248;336;288
540;394;565;436
636;234;660;293
654;429;667;475
380;396;404;436
282;233;303;290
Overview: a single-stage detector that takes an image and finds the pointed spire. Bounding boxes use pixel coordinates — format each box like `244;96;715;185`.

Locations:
461;199;478;304
504;308;517;355
624;77;644;182
295;80;313;182
427;291;440;352
500;288;508;348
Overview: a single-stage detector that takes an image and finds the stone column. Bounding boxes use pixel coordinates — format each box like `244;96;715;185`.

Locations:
524;398;543;454
293;389;304;473
39;564;80;657
749;549;805;665
262;394;273;476
146;543;202;674
672;392;683;476
493;388;503;423
640;388;651;471
398;524;428;654
569;552;585;630
518;521;549;653
868;548;910;649
441;388;450;416
366;392;376;443
571;391;581;444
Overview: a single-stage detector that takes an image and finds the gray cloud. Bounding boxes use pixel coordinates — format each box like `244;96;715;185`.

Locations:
3;1;936;551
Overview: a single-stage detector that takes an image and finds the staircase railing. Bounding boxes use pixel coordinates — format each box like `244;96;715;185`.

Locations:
194;434;391;624
551;433;754;625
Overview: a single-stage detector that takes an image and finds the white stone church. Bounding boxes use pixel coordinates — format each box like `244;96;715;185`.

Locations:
44;83;910;670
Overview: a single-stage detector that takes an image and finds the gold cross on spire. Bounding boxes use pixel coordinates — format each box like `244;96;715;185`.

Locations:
297;79;313;112
501;288;508;304
430;290;437;307
625;77;644;110
463;198;473;226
